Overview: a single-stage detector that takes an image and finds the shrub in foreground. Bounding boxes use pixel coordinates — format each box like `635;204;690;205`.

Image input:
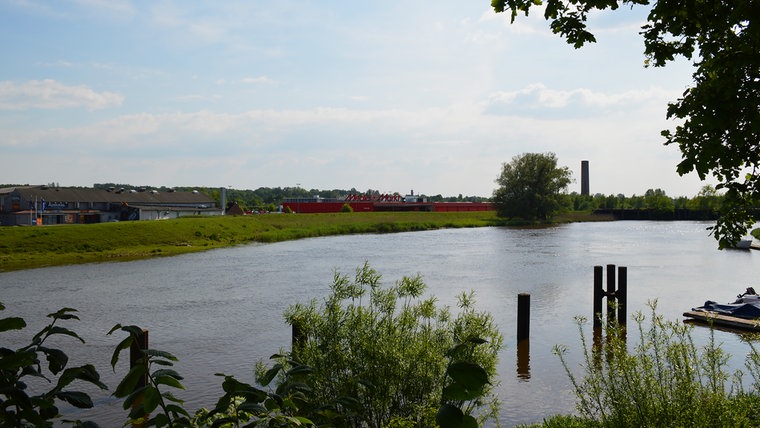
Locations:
273;262;504;428
546;301;760;427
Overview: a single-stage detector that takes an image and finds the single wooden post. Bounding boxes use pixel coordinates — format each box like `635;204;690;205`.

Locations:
129;329;149;428
593;266;603;329
517;293;530;342
129;329;149;387
606;264;617;326
617;266;627;326
291;318;306;357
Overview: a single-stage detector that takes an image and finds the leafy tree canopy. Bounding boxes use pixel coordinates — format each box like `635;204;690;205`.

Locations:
490;0;759;247
493;152;572;220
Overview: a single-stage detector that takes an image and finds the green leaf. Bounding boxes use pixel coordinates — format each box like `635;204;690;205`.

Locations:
153;374;185;390
447;362;490;391
0;316;26;332
237;402;267;413
443;383;479;401
114;365;148;398
142;386;161;414
436;403;464;428
109;336;134;370
164;403;190;417
145;349;178;361
35;326;85;344
151;412;169;427
0;350;38;371
57;364;107;391
160;391;185;404
462;414;478;428
259;363;282;386
40;346;68;375
152;368;183;380
466;337;488;345
285;364;313;376
55;390;94;408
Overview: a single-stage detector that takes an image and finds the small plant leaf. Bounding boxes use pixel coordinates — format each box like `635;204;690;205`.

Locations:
436;403;464;428
447;362;490;391
55;390;94;408
154;374;185;390
57;364;107;391
114;365;148;398
259;363;282;386
40;346;68;375
142;386;161;414
0;316;26;332
145;349;178;361
109;336;133;370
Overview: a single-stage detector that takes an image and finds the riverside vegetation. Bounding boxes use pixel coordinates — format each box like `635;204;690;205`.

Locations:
1;263;502;427
0;211;609;273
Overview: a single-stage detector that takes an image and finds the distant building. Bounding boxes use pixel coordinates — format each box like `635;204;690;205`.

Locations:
581;160;590;196
281;192;493;213
0;185;221;226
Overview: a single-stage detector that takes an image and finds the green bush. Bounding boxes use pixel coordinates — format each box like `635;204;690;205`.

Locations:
549;301;760;427
273;262;503;428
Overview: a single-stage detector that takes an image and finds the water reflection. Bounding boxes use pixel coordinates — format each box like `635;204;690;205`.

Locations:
516;339;530;381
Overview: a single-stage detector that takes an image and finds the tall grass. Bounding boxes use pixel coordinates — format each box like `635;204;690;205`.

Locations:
535;301;760;427
0;212;502;272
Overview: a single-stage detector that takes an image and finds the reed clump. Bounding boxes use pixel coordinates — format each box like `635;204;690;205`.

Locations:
529;301;760;427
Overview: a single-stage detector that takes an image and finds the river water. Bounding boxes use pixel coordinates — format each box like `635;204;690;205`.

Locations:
1;221;758;426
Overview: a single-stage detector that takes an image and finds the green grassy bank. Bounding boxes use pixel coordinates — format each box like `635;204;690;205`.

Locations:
0;211;610;272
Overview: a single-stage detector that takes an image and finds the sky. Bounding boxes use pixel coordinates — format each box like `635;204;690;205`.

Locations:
0;0;715;198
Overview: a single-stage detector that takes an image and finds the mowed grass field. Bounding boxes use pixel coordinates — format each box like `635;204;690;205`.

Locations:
0;211;497;272
0;211;610;272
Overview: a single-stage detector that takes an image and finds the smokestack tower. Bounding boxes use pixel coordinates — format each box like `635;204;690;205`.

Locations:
581;160;589;196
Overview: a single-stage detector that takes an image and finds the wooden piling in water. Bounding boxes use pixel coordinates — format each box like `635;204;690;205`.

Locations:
617;266;627;326
593;266;604;329
517;292;530;342
129;328;149;428
291;318;306;357
593;265;627;328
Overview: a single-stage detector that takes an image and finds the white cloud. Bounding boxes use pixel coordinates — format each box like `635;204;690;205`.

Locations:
0;80;123;110
484;83;677;117
73;0;136;18
240;76;274;84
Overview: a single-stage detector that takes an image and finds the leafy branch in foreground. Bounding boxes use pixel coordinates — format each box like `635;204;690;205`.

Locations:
109;324;191;427
437;337;493;428
0;302;107;427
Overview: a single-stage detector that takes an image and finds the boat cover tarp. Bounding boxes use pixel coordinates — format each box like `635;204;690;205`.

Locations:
693;301;760;319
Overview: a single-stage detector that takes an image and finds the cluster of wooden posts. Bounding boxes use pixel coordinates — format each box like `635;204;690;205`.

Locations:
516;264;628;379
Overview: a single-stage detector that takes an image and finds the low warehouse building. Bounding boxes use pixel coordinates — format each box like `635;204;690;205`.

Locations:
0;185;221;226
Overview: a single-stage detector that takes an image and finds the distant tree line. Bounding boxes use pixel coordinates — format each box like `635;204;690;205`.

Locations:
567;185;725;218
91;183;489;212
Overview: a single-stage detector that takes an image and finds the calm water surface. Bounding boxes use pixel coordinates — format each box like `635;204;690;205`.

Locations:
2;221;758;426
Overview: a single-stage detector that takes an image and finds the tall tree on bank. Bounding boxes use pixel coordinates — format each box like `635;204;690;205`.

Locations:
490;0;759;248
493;152;572;220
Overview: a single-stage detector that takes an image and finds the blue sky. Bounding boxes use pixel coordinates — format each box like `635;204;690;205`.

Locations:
0;0;711;197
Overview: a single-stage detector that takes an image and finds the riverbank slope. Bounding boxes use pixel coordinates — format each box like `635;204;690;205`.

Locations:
0;211;610;272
